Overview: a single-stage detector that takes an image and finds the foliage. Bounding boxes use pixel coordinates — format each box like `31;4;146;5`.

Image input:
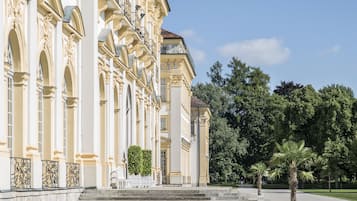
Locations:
195;57;357;186
141;150;152;176
128;145;142;175
208;117;248;183
274;81;304;98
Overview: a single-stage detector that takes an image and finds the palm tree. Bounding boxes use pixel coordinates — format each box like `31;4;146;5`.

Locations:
270;140;315;201
250;162;268;196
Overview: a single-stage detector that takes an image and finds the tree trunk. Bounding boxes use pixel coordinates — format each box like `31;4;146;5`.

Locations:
257;175;262;196
328;173;331;193
335;175;338;189
289;166;298;201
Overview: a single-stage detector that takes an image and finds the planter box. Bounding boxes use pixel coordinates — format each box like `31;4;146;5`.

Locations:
127;175;153;188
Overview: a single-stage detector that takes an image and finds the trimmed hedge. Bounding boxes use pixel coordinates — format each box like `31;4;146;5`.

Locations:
141;150;152;176
128;145;142;175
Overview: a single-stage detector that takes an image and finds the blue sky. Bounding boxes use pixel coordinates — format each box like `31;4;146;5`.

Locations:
163;0;357;94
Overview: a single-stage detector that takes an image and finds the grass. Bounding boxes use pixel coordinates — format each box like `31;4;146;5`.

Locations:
302;189;357;201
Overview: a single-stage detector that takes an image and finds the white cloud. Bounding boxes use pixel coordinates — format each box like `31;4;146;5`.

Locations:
179;29;203;43
218;38;290;66
180;29;196;38
321;44;341;56
190;48;206;63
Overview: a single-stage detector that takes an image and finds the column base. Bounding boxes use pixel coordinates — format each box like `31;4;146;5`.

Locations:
54;151;66;188
26;148;42;189
169;172;182;185
79;153;101;188
0;145;10;190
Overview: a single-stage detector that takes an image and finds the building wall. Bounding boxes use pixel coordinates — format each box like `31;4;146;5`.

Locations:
0;0;169;196
190;107;210;186
160;35;196;186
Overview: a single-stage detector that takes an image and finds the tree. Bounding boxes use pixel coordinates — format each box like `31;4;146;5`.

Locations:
274;81;304;98
270;140;315;201
209;118;248;183
250;162;268;196
207;61;225;87
323;137;350;191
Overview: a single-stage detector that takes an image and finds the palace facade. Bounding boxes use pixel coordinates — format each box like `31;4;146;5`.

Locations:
160;30;210;186
0;0;209;200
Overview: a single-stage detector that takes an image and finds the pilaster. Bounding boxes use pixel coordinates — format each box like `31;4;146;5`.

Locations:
80;0;101;188
27;0;38;150
0;1;9;190
13;72;29;158
169;80;182;185
54;20;64;157
0;0;5;144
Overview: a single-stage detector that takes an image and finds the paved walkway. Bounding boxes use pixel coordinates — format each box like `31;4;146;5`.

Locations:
238;188;348;201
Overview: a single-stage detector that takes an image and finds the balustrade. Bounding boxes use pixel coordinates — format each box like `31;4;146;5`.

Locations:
66;162;80;188
42;160;59;188
10;157;32;190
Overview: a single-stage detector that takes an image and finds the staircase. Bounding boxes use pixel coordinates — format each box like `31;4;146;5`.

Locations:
79;187;257;201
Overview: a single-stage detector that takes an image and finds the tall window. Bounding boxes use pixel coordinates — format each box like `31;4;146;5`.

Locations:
7;43;14;157
160;116;168;132
37;63;44;157
160;79;167;102
63;83;68;158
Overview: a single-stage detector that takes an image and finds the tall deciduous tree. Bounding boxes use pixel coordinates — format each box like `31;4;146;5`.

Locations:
274;81;304;98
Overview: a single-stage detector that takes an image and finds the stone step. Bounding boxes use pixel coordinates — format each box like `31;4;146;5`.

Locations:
80;197;211;200
79;188;244;201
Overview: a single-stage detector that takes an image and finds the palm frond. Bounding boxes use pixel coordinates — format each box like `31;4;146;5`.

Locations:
299;171;315;182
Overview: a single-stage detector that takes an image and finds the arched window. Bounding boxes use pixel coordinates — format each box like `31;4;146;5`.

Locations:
37;63;44;157
7;43;14;157
63;82;68;158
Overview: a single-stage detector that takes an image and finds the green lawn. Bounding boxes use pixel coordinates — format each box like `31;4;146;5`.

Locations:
302;189;357;201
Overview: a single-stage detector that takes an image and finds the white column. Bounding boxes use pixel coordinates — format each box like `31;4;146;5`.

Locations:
54;20;66;188
0;0;4;143
156;106;161;184
80;0;100;188
139;90;145;148
169;86;182;184
119;76;126;179
76;41;82;157
131;80;136;145
108;59;115;159
27;0;38;148
0;0;10;191
27;0;42;189
148;102;153;149
54;23;63;153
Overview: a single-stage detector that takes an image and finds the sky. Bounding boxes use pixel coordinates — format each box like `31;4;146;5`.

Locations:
163;0;357;94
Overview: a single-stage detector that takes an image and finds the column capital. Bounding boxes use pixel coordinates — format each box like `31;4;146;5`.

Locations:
66;97;78;108
13;72;30;86
43;86;56;98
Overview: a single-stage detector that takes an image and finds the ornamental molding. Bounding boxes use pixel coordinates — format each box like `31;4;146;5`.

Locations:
39;13;54;50
64;34;76;66
7;0;26;28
